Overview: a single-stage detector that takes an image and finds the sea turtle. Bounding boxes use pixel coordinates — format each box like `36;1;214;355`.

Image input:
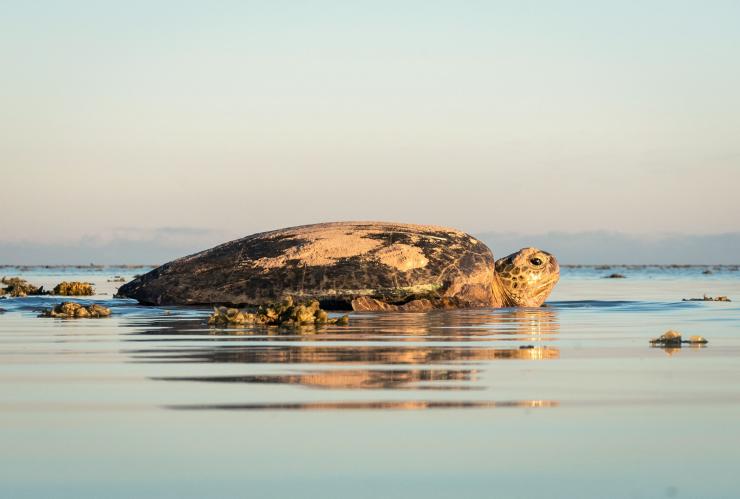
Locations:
116;221;560;311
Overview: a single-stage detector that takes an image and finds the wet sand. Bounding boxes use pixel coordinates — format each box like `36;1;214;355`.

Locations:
0;266;739;498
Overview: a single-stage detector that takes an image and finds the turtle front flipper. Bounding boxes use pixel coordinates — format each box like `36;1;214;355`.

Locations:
351;297;434;312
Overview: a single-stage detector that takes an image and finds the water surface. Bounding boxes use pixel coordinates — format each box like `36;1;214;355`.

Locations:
1;266;739;498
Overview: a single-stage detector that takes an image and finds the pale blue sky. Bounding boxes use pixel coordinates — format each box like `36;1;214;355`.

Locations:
1;1;738;247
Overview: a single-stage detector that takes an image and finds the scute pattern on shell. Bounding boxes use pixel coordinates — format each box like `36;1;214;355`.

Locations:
116;222;497;309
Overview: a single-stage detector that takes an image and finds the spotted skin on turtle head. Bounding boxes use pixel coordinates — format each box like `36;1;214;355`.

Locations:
494;248;560;307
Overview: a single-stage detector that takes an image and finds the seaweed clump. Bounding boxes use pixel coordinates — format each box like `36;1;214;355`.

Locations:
39;302;111;319
1;277;47;297
53;281;95;296
208;297;349;327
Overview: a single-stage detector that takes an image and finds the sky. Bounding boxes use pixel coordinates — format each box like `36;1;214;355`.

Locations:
1;1;739;262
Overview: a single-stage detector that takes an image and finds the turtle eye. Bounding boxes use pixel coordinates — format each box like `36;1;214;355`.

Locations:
530;257;543;266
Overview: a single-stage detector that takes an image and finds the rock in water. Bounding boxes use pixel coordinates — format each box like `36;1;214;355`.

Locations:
650;330;683;345
116;221;560;310
650;330;708;346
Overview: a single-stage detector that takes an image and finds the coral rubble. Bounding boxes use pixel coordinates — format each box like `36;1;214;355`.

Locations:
0;277;46;297
682;294;731;302
40;302;111;319
53;281;95;296
208;297;349;327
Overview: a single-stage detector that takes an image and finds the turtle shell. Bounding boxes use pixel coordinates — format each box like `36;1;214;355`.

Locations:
116;221;497;308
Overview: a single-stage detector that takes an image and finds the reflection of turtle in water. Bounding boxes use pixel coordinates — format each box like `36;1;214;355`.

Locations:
117;221;559;310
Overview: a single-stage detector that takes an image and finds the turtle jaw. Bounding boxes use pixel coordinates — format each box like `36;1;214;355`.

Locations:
526;257;560;306
493;272;559;307
521;270;560;307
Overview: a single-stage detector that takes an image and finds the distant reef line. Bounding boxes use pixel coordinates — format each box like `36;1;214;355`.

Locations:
476;231;740;265
0;230;738;265
1;264;738;270
0;264;155;268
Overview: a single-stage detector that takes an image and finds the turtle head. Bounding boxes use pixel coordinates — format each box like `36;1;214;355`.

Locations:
493;248;560;307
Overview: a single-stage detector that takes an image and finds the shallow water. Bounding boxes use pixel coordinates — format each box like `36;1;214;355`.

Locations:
1;266;739;498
